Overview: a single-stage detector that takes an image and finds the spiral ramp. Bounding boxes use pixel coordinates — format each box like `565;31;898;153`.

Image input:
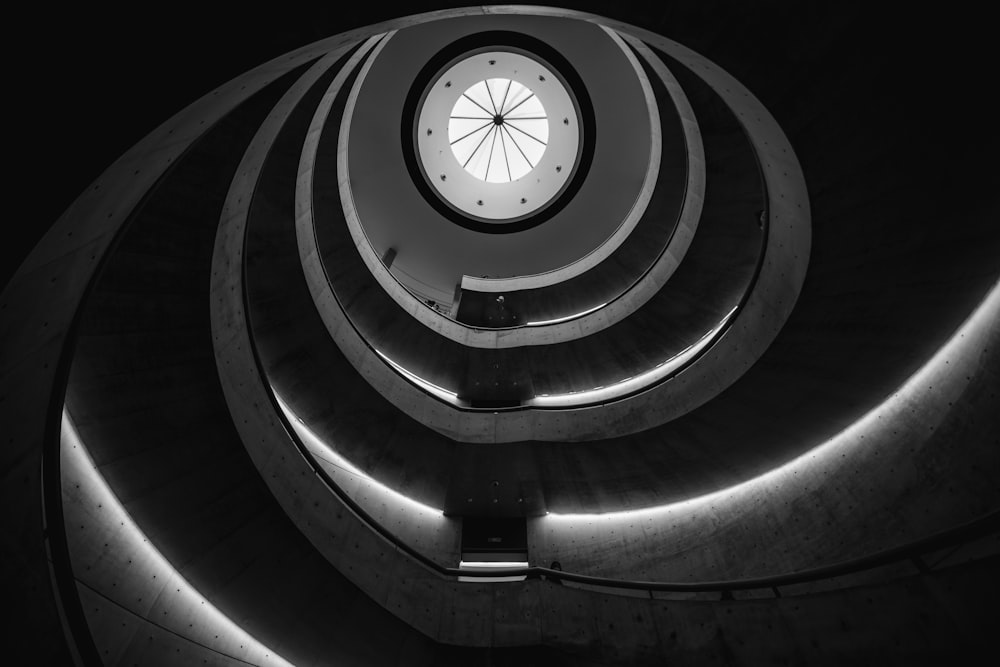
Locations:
3;5;998;666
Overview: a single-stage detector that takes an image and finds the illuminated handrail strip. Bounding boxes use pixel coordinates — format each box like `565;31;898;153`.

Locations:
367;304;737;410
444;507;999;590
544;279;999;519
62;411;295;667
525;302;607;327
373;349;460;403
273;392;445;517
459;561;530;568
286;283;1000;592
527;306;736;407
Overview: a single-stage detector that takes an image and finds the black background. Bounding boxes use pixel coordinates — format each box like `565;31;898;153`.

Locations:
7;2;995;289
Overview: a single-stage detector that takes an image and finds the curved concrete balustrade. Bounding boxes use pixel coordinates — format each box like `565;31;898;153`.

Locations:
7;3;980;560
272;3;996;522
452;25;661;296
453;34;703;332
60;413;295;667
57;61;458;666
219;172;1000;653
531;280;1000;580
342;18;658;338
215;144;999;655
232;37;463;560
60;90;1000;654
66;387;997;665
0;13;436;659
327;23;709;349
299;24;774;441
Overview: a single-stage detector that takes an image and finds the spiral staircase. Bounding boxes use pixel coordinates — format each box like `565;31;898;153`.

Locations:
3;5;998;665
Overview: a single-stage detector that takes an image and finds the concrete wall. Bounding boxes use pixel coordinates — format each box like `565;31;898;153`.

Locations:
0;21;386;661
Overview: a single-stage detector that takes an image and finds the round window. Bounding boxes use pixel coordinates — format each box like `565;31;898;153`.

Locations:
416;51;580;223
448;78;548;183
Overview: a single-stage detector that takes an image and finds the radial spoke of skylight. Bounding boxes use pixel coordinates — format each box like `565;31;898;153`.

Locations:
487;126;514;183
449;119;492;145
450;95;492;119
498;79;513;116
504;93;545;119
466;127;496;179
498;128;513;181
485;127;504;182
501;125;534;175
485;80;501;115
501;83;532;116
505;121;547;148
486;78;510;114
464;83;496;116
451;124;493;166
505;94;537;119
506;124;546;167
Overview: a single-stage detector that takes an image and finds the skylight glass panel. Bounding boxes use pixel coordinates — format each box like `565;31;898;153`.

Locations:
449;78;547;183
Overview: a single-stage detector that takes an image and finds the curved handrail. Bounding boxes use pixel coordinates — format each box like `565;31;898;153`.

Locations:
251;260;996;594
271;365;999;595
229;9;991;605
448;510;1000;591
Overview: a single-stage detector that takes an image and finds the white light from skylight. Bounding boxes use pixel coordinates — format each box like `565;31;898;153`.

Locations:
449;78;547;183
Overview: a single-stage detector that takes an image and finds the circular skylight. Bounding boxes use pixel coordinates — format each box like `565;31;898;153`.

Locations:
448;79;548;182
416;50;580;222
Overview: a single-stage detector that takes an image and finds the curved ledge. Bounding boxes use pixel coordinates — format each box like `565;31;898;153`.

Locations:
406;29;594;231
452;33;705;334
529;276;1000;578
0;19;375;662
61;412;295;667
208;33;462;568
456;25;661;293
297;22;790;442
337;23;667;348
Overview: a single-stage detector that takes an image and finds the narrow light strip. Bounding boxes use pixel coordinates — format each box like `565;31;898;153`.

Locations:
456;575;528;582
458;561;530;568
546;280;1000;520
272;393;445;517
526;302;608;327
457;560;528;583
370;305;737;409
373;348;460;402
62;411;295;667
528;306;737;407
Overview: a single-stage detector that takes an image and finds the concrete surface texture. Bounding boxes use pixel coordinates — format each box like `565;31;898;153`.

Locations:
3;3;998;666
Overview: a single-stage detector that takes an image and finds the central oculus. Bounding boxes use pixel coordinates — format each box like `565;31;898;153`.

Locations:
448;78;548;182
416;50;580;223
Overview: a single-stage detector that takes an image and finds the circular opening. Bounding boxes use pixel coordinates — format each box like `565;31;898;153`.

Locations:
448;78;548;183
416;50;580;223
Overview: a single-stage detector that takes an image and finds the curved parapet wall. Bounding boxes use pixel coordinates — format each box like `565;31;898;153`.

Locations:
296;18;806;442
452;34;703;334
